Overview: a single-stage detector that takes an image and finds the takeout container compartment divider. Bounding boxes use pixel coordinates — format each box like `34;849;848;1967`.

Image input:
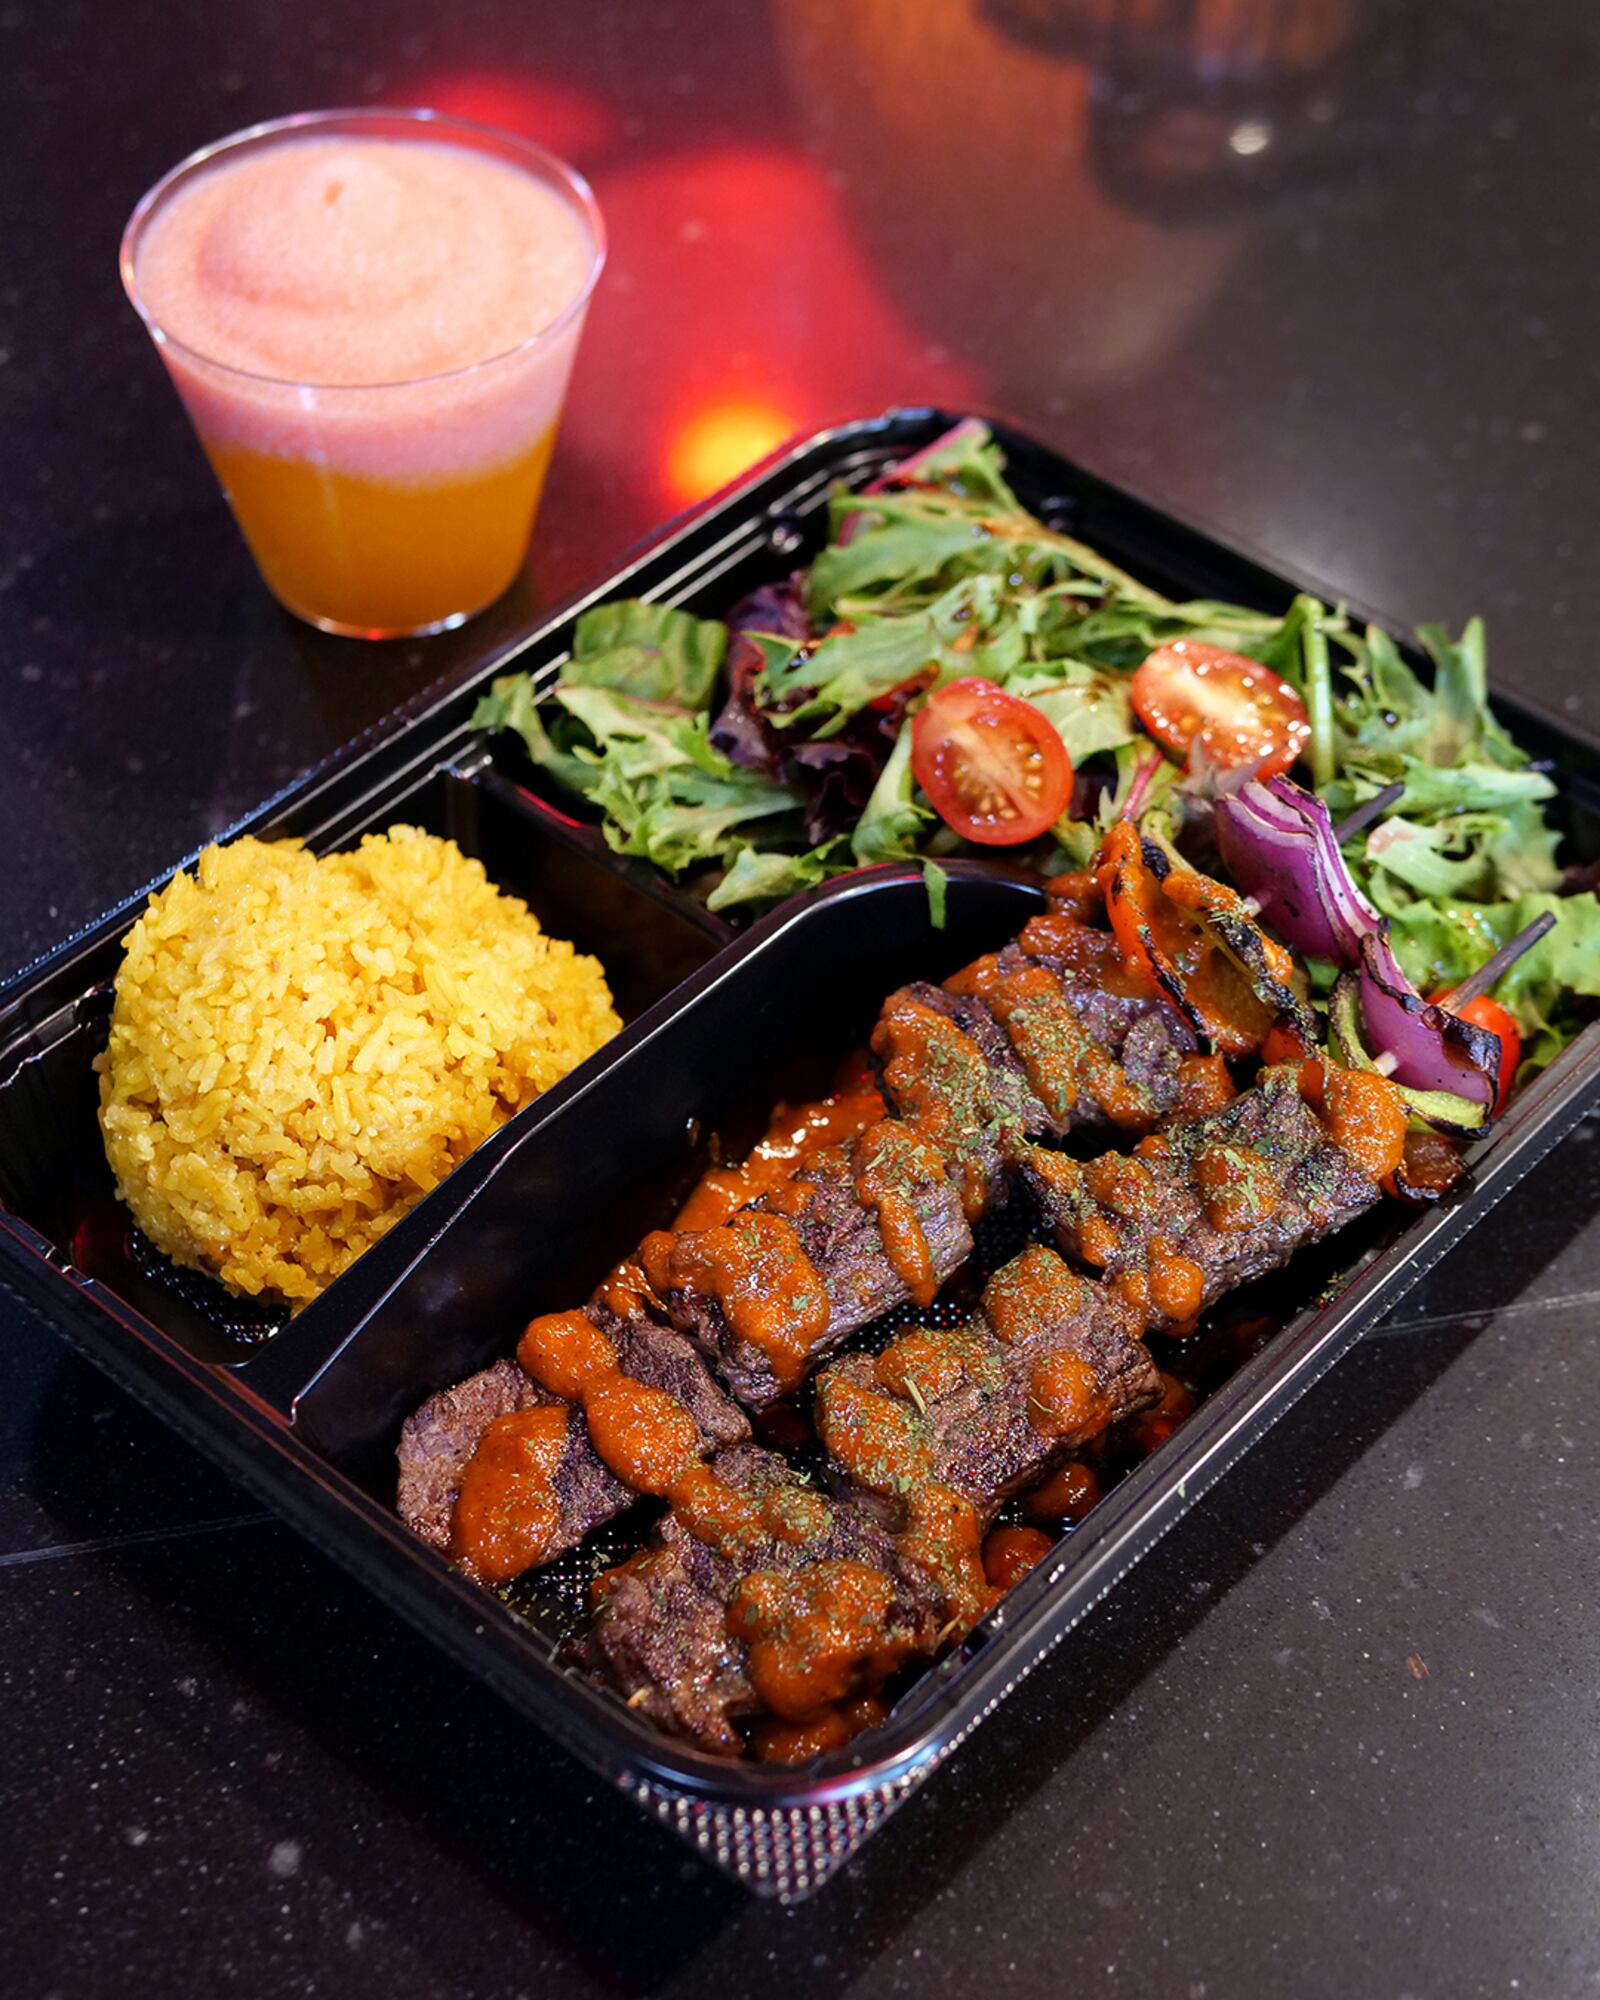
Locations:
2;410;1599;1899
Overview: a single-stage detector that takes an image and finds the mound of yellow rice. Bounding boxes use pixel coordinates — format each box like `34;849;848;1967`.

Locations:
97;826;620;1309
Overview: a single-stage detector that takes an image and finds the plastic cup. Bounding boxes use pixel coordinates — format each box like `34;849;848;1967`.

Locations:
120;108;605;638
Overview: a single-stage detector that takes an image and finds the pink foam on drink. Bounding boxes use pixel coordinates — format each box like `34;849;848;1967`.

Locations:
132;132;598;481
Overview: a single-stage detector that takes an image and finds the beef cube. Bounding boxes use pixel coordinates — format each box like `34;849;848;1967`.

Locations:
587;1445;944;1754
398;1305;748;1580
646;1126;972;1409
1017;1065;1382;1332
815;1243;1162;1524
397;1358;629;1575
873;942;1195;1214
596;1302;751;1454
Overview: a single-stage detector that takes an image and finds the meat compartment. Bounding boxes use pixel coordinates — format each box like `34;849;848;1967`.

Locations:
278;859;1408;1720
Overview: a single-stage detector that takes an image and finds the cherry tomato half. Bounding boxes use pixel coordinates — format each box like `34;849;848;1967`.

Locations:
910;678;1073;846
1131;640;1311;779
1427;989;1522;1113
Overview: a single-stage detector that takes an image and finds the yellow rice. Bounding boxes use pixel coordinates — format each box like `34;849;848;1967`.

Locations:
97;826;620;1309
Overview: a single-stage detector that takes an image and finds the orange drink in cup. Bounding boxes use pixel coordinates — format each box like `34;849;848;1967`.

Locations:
121;109;604;638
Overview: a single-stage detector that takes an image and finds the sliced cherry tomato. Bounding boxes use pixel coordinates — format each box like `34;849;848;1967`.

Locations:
1427;989;1521;1112
1132;640;1311;779
910;678;1072;846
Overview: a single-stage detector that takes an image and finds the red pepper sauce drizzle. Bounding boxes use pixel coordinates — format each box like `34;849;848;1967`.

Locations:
984;1243;1115;1445
948;953;1161;1134
672;1070;886;1233
815;1245;1128;1651
748;1695;888;1765
1023;1459;1102;1524
641;1210;829;1393
521;1309;827;1564
982;1524;1055;1591
851;1118;947;1306
449;1405;571;1584
870;995;1016;1219
729;1562;918;1721
813;1360;994;1640
516;1306;928;1732
593;1068;885;1320
1294;1057;1407;1184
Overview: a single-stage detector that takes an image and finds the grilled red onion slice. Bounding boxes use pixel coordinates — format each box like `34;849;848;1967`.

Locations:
1353;930;1500;1113
1214;775;1381;965
1215;773;1504;1129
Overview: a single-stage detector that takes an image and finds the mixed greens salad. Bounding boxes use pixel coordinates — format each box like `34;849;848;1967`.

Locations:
475;421;1598;1080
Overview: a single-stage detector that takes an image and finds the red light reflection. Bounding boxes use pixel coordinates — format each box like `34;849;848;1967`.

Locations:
664;397;801;506
569;146;982;511
413;70;617;160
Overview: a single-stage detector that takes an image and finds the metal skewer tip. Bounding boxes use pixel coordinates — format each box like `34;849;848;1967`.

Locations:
1435;912;1557;1011
1331;781;1406;847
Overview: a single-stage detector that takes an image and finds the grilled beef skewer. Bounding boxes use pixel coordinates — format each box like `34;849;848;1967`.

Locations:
815;1242;1163;1526
1014;1060;1400;1334
397;1303;747;1580
586;1444;947;1754
592;1243;1163;1753
587;1059;1408;1752
640;896;1198;1404
396;882;1282;1592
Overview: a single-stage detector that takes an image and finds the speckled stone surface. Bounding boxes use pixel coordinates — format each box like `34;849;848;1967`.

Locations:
2;0;1599;1992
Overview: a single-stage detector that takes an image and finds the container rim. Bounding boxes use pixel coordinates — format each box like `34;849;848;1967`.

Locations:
118;105;607;393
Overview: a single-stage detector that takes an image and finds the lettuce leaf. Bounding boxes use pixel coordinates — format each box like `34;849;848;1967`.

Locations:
1363;810;1557;904
475;673;808;886
472;674;591;794
1010;660;1139;764
708;843;842;912
852;723;929;866
563;599;726;710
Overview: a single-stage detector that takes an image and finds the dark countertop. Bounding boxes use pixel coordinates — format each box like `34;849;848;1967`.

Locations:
3;1;1598;1992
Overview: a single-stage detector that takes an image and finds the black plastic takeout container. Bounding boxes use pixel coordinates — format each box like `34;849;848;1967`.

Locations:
3;411;1599;1900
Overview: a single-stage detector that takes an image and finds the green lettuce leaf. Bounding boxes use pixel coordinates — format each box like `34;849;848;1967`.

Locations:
707;843;841;912
563;599;726;710
476;671;806;883
922;857;949;929
852;724;929;866
1010;660;1139;764
472;674;591;794
758;574;1029;735
553;686;796;872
